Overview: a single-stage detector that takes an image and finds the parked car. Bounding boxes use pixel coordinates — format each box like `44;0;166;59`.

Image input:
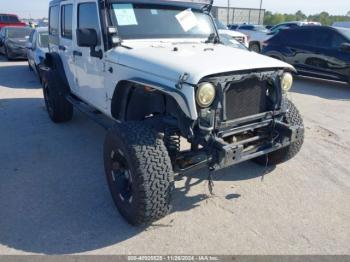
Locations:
227;24;239;30
0;14;26;29
0;26;32;60
43;0;303;225
262;26;350;83
332;21;350;29
27;27;49;81
215;19;248;47
269;21;321;35
236;24;270;52
219;33;248;50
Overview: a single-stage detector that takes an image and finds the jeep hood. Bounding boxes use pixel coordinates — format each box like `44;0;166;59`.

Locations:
114;41;294;84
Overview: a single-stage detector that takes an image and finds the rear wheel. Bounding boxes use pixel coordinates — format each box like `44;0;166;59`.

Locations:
254;99;304;166
42;70;73;123
104;121;174;225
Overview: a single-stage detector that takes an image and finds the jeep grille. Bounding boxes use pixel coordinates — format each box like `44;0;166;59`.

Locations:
225;77;268;120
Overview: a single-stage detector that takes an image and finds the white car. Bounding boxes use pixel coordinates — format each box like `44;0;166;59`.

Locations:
27;27;48;81
236;24;270;52
214;18;249;47
43;0;304;225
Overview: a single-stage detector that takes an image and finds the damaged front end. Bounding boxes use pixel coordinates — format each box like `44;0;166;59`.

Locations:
171;69;304;173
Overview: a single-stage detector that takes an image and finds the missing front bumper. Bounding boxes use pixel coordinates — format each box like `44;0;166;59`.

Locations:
211;121;303;170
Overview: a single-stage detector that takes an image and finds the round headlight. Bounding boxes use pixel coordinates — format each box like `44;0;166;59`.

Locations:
281;72;293;92
196;82;216;108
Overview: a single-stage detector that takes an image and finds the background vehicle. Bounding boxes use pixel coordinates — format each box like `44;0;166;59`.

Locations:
332;21;350;28
215;19;248;47
0;14;26;29
0;26;32;60
44;0;303;225
236;24;269;52
269;21;321;35
27;27;49;82
262;26;350;83
219;34;248;50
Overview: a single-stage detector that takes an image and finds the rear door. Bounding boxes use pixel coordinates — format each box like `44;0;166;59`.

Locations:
59;1;77;93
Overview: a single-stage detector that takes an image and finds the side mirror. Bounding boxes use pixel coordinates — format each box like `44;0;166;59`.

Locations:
76;28;102;59
340;43;350;52
76;28;98;47
26;42;33;50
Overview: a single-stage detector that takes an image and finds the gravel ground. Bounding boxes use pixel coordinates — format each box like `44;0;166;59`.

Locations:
0;57;349;255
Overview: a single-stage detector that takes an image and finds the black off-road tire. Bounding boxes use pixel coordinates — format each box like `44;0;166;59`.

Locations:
42;70;73;123
104;121;174;226
254;99;304;166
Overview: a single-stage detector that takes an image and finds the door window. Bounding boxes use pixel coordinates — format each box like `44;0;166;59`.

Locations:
61;4;73;39
78;2;101;44
49;6;60;36
331;32;347;49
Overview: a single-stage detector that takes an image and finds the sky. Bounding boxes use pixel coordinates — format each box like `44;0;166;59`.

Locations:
0;0;349;19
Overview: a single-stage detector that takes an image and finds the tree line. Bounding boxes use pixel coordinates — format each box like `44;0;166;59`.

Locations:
264;10;350;26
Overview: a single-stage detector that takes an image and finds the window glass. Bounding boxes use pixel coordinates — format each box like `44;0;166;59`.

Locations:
8;15;20;23
29;30;35;43
49;5;60;36
39;32;49;48
61;4;73;39
7;27;31;39
78;3;100;37
239;25;254;30
331;32;346;49
110;4;215;39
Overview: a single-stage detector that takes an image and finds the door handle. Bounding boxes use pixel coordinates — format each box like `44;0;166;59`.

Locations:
73;50;82;57
58;45;66;51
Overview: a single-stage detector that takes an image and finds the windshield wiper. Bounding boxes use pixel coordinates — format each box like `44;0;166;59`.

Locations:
205;33;219;44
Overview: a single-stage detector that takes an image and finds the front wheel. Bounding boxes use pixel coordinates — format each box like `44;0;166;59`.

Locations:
254;99;304;166
104;121;174;225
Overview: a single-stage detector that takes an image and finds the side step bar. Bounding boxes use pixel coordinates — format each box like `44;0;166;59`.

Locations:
66;95;115;130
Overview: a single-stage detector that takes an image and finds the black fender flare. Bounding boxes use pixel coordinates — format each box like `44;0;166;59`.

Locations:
43;52;70;93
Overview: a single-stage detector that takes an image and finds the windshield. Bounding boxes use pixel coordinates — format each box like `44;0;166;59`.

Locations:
39;32;49;48
337;27;350;41
215;19;227;30
6;28;31;39
110;3;215;39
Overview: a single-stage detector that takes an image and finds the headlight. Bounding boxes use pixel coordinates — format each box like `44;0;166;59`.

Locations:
281;72;293;92
196;82;216;108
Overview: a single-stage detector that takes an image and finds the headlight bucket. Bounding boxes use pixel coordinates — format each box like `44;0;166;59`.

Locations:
281;72;293;92
196;82;216;108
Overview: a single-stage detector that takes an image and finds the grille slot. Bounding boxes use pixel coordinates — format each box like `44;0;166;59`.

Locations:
225;77;268;120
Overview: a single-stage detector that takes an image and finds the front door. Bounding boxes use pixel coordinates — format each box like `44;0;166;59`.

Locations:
73;0;106;111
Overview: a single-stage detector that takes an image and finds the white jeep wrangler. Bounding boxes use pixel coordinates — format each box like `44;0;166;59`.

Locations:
43;0;304;225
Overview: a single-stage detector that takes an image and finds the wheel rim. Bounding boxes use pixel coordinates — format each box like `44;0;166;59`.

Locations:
43;82;54;117
110;149;133;204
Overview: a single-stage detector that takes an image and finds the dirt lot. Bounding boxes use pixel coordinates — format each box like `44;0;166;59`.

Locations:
0;56;349;255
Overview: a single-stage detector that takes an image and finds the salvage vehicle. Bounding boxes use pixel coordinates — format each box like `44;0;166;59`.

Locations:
0;26;32;60
27;27;49;82
43;0;304;225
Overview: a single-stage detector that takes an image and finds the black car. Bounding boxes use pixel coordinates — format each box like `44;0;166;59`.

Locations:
262;26;350;83
0;26;32;60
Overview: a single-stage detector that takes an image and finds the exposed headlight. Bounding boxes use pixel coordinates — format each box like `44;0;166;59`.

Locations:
196;82;216;108
281;72;293;92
